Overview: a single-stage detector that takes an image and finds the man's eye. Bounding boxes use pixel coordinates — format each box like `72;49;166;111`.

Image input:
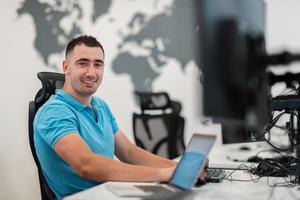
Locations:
94;63;103;68
78;62;88;66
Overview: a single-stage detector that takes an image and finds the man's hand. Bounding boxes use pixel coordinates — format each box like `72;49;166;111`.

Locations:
159;166;177;182
199;158;209;181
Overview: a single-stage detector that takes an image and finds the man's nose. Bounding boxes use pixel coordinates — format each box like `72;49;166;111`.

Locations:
85;64;97;76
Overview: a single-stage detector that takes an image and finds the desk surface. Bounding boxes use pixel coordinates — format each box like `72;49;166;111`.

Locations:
63;174;300;200
63;143;300;200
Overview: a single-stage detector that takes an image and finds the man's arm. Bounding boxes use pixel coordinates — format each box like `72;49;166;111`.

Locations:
54;133;175;182
114;130;177;168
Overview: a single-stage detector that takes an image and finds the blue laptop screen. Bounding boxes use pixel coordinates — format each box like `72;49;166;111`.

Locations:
170;151;206;190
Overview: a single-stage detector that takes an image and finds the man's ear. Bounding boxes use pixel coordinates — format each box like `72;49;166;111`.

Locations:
62;60;69;74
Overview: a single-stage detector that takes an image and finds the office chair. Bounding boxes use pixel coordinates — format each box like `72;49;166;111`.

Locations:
28;72;65;200
133;91;185;159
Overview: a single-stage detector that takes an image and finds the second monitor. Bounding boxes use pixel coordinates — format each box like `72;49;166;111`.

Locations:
198;0;270;143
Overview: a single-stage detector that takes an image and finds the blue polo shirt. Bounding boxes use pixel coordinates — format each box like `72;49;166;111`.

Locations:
34;89;119;199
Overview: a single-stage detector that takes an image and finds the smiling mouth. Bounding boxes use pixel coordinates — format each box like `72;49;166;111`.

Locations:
82;80;96;85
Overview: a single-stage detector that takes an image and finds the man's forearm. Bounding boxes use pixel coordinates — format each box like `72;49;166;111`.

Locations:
79;153;175;183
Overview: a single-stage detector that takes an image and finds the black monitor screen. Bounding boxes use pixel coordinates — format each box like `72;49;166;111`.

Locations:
198;0;270;143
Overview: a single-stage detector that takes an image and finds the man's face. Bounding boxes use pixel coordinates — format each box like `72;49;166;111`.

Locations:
63;44;105;98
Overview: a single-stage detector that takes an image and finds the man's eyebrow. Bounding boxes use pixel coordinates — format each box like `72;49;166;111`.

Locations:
94;59;104;64
75;58;104;64
75;58;90;63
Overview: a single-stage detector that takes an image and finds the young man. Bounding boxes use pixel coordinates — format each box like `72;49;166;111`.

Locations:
34;35;178;199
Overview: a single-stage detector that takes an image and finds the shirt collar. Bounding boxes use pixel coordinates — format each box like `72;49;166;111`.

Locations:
55;89;88;112
91;95;102;110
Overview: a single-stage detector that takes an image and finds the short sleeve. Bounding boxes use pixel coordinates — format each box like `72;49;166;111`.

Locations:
34;103;79;148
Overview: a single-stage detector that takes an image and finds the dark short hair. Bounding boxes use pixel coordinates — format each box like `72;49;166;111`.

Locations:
65;35;105;58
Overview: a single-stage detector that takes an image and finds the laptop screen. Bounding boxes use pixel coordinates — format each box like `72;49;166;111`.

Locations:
170;134;216;190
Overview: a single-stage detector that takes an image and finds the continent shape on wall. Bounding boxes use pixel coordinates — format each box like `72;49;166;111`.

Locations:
17;0;199;92
112;0;200;91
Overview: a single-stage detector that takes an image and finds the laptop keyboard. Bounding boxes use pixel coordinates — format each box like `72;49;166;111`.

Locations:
134;185;175;193
133;169;226;196
135;169;226;193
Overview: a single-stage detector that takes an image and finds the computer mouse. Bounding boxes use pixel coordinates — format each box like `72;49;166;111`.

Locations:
247;155;264;163
239;146;250;151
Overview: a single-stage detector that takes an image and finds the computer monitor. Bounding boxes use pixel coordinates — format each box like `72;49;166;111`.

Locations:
198;0;270;143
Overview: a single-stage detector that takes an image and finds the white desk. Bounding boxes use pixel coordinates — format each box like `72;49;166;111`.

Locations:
63;174;300;200
63;143;300;200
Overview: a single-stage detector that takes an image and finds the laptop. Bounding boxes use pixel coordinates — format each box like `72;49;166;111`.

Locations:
107;133;216;199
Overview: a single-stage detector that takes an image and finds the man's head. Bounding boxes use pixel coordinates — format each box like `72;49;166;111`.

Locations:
63;35;105;103
65;35;105;59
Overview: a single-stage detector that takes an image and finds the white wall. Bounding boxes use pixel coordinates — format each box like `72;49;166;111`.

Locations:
266;0;300;71
1;0;300;199
1;1;49;199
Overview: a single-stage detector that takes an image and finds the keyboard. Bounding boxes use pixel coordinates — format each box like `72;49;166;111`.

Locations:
134;185;175;194
134;169;226;194
205;168;226;182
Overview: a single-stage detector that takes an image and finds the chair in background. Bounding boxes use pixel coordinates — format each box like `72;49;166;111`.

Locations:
28;72;65;200
133;91;185;159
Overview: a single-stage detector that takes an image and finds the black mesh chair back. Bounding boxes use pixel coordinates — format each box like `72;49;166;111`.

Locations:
133;91;185;159
28;72;65;200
